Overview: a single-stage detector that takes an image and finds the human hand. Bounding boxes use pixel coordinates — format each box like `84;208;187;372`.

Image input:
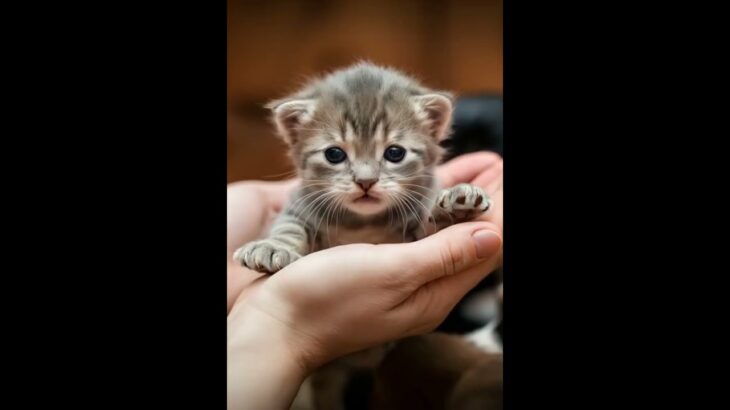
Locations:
228;219;501;409
227;151;503;311
227;152;503;408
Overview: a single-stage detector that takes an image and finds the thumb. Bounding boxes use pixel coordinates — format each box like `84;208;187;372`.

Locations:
401;222;502;286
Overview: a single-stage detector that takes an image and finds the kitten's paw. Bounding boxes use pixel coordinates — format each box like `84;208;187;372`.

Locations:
437;183;491;220
233;240;301;274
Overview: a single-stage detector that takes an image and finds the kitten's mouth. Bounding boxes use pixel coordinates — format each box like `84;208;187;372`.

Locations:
353;193;380;204
348;192;387;215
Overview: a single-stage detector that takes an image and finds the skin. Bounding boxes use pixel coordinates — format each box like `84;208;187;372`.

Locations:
227;151;503;409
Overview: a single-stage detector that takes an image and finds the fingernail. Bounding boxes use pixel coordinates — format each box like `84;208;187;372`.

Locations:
472;230;502;259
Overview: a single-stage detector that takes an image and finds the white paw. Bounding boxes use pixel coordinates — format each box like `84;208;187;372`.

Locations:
437;183;490;219
233;240;301;274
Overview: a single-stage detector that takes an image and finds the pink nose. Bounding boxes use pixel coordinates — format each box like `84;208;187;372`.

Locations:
356;179;377;192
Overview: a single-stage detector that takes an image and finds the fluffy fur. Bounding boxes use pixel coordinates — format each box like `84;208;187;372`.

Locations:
234;63;489;274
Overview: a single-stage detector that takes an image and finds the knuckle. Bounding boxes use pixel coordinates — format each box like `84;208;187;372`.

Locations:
438;241;464;276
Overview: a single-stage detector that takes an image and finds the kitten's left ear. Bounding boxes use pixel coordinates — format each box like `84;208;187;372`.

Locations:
412;92;454;141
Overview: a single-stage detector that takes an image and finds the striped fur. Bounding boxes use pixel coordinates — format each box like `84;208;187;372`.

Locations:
234;62;489;274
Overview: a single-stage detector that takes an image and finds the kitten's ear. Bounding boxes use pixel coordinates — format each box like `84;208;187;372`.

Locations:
266;98;318;145
412;93;454;141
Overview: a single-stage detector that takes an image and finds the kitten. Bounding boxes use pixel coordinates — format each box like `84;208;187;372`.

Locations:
233;62;491;409
234;62;489;272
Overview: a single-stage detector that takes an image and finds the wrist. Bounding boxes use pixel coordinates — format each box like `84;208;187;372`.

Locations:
227;303;309;409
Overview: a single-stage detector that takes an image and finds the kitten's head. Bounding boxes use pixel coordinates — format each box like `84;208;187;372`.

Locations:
268;63;452;217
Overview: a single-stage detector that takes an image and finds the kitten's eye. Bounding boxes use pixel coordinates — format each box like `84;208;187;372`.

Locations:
383;145;406;162
324;147;347;164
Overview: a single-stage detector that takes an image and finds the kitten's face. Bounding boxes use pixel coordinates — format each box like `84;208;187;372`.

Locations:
297;118;437;216
269;63;453;218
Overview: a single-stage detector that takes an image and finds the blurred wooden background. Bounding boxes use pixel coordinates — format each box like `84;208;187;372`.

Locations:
228;0;502;182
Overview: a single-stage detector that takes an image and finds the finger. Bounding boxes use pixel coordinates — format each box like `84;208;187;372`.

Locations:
228;183;273;254
436;151;502;188
391;234;502;336
470;160;503;193
419;250;501;317
395;222;502;287
260;178;300;212
227;179;300;254
395;256;501;337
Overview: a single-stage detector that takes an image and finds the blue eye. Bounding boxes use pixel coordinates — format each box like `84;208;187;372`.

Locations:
324;147;347;164
384;145;406;162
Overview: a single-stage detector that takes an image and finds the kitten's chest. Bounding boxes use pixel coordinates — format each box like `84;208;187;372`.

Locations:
318;225;409;248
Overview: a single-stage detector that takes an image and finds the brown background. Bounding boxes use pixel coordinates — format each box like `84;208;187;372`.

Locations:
228;0;502;183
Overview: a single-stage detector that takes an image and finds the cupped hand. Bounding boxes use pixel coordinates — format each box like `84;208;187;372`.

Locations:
227;151;503;409
227;151;503;311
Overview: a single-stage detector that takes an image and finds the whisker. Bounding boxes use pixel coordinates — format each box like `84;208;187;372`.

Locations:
334;197;345;242
400;189;437;209
323;195;339;247
387;193;408;242
301;193;332;249
294;190;333;222
396;194;427;238
396;183;440;195
400;191;433;236
308;192;339;249
256;169;300;181
289;189;328;214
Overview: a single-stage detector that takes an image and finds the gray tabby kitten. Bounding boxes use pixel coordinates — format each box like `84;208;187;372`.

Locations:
234;62;489;273
233;62;490;409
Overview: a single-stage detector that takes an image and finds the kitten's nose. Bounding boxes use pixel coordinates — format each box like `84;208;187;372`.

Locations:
355;178;378;192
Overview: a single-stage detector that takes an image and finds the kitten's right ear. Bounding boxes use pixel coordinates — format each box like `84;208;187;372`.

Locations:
411;92;454;141
266;98;318;145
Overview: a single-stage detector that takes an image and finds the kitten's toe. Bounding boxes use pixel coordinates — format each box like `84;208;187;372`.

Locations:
233;246;246;264
234;240;301;274
472;189;491;212
439;184;491;219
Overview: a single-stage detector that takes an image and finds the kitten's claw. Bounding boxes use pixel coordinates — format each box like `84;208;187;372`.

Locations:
437;183;491;220
233;240;301;274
